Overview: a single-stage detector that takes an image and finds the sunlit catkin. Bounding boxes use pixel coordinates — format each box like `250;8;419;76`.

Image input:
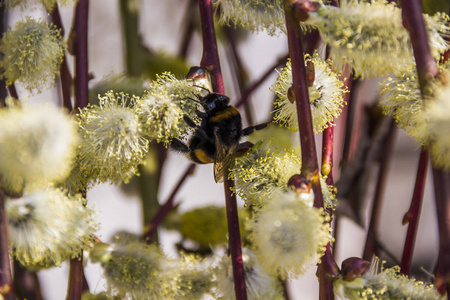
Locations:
0;103;78;195
216;0;285;35
214;248;284;300
78;91;148;185
305;1;449;79
250;190;331;279
6;187;98;267
334;259;444;299
0;17;65;92
271;55;347;133
231;142;301;207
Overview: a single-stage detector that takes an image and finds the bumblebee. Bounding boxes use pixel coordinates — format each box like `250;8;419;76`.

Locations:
171;89;267;182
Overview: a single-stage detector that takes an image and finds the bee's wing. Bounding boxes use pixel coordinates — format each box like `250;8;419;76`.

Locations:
213;128;236;183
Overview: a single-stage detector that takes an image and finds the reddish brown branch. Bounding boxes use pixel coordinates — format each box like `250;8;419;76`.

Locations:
199;0;224;94
7;84;18;100
400;148;428;275
235;54;289;109
321;125;334;184
198;1;247;299
0;193;14;300
144;164;196;243
401;0;439;92
284;0;322;207
362;120;396;261
67;1;89;299
432;168;450;296
402;1;449;295
51;6;73;111
73;0;89;110
13;258;43;300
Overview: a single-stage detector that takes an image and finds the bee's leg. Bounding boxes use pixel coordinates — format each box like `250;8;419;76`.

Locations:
183;115;198;128
242;122;269;136
170;138;189;153
236;141;254;157
196;110;208;119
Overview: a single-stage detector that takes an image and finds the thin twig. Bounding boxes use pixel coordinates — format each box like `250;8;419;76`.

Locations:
73;0;89;109
0;192;14;300
51;6;73;111
284;0;322;206
144;164;196;243
431;168;450;296
362;120;396;261
178;0;198;59
67;0;89;299
7;84;18;99
198;1;247;299
224;26;254;125
340;77;359;164
401;1;449;295
13;258;43;300
400;148;428;275
235;54;289;109
284;1;338;299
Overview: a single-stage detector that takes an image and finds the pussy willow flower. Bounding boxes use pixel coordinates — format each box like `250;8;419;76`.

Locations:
137;72;209;145
334;259;444;299
231;142;301;207
3;0;75;10
305;1;449;79
379;68;424;141
250;190;331;279
214;248;284;300
164;254;214;299
0;103;78;195
321;175;336;208
89;237;169;299
0;17;65;92
216;0;285;35
89;74;146;105
164;205;249;247
6;187;98;267
417;82;450;170
379;62;450;142
248;125;300;155
271;55;346;133
78;91;148;185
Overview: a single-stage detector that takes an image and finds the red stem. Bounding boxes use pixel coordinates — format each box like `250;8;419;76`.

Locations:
51;6;73;111
198;1;247;299
224;26;254;125
199;0;224;94
340;77;359;164
144;164;196;243
401;0;439;92
7;85;18;99
321;125;334;183
432;168;450;296
73;0;89;110
0;193;14;300
284;0;323;207
284;2;339;299
400;148;428;275
362;120;397;261
178;0;198;58
67;1;89;299
402;0;449;295
13;258;43;300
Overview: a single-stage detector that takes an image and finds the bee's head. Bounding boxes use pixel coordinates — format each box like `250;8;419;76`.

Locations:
200;93;230;112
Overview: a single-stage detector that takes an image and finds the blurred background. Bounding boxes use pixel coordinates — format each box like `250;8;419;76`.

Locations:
6;0;439;298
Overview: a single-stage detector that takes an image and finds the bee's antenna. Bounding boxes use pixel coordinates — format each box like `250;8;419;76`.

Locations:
192;85;211;94
186;97;201;104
